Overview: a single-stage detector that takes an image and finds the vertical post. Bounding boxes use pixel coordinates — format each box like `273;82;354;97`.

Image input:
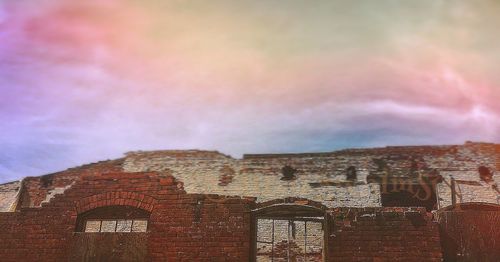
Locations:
304;221;307;261
435;183;441;210
287;220;291;262
451;177;457;205
250;215;257;262
271;219;275;262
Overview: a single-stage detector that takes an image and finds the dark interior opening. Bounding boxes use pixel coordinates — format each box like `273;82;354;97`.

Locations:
380;183;437;211
346;166;357;181
281;165;298;181
478;166;493;182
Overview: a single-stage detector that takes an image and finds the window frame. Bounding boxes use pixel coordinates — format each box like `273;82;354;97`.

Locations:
251;204;329;262
255;217;325;261
76;205;150;233
83;218;149;233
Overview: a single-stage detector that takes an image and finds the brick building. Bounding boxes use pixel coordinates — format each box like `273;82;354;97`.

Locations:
0;141;499;261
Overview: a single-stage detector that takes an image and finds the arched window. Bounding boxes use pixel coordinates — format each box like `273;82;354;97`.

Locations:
76;206;150;232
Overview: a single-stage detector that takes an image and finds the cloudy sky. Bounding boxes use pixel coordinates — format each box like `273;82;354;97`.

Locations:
1;0;500;182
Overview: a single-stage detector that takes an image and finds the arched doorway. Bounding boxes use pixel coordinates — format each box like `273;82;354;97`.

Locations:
251;199;329;262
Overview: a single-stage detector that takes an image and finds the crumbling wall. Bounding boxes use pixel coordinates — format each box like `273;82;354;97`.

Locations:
123;150;382;208
1;142;498;261
431;143;500;207
0;169;446;261
3;142;498;213
122;142;500;209
16;159;125;209
0;171;253;261
0;181;20;211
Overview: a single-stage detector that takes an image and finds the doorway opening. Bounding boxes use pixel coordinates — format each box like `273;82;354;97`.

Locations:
252;202;327;262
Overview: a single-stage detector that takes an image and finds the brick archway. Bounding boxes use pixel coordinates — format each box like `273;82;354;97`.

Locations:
251;198;329;262
75;191;157;214
254;197;328;213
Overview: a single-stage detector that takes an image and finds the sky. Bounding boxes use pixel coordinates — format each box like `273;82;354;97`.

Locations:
1;0;500;182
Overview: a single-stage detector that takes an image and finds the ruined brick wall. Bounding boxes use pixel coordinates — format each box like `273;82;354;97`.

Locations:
433;143;500;207
0;170;446;261
123;150;383;208
4;142;498;213
0;171;253;261
122;142;500;209
328;207;442;261
17;159;125;209
1;142;498;261
0;181;20;211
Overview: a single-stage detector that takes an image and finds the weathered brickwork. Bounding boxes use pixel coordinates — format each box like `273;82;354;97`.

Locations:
122;150;383;208
13;159;125;210
2;142;498;212
0;170;445;261
328;207;442;261
0;181;20;211
122;142;499;208
0;141;499;261
0;171;253;261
